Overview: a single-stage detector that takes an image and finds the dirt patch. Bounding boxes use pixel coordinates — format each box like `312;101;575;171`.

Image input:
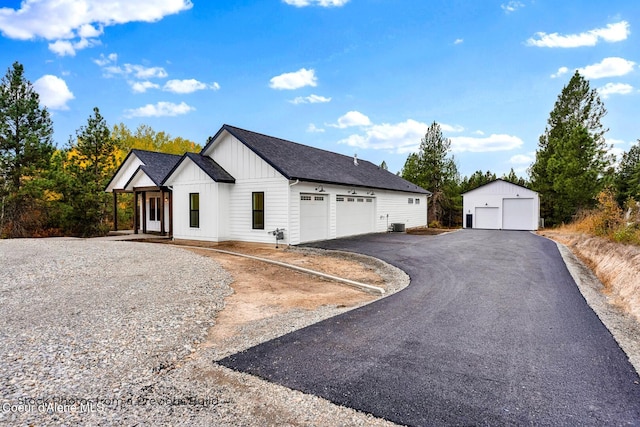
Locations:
145;240;395;359
406;227;454;235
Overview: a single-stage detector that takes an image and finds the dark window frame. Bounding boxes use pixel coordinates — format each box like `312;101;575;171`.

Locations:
189;193;199;228
252;192;264;230
149;197;156;221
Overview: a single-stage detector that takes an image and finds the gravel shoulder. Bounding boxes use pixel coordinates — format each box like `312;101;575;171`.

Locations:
0;238;405;426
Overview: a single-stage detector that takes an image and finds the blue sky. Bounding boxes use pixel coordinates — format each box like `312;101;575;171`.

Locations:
1;0;638;177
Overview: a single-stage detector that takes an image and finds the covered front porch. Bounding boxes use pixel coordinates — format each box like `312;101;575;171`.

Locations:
112;187;172;235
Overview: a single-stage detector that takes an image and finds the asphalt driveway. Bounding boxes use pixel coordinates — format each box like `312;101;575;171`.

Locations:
219;230;640;425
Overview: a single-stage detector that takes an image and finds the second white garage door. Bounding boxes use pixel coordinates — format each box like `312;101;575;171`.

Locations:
336;196;375;237
503;198;535;230
475;207;500;229
300;194;328;243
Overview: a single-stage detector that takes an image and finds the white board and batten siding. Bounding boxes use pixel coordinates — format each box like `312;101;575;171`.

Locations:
206;133;290;244
374;191;428;232
462;180;539;231
168;158;226;241
105;154;143;192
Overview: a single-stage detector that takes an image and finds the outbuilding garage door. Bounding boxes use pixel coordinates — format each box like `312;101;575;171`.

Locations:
300;194;328;242
336;196;375;237
475;207;500;229
503;198;534;230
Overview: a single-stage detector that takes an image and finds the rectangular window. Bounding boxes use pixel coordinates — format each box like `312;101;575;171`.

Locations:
366;198;373;203
336;197;344;202
415;198;420;205
149;197;161;221
408;198;414;204
314;196;324;201
347;197;355;202
252;192;264;229
189;193;199;228
301;195;312;201
149;197;156;221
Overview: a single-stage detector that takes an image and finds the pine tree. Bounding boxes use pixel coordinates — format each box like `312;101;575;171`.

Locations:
63;107;120;236
530;71;612;225
616;142;640;205
0;62;55;237
401;121;458;225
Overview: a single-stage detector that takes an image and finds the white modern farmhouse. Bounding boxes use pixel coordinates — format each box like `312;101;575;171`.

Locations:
106;125;430;245
462;179;540;231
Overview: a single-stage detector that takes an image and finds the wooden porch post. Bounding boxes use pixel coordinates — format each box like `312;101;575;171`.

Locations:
133;192;139;234
113;192;118;231
142;191;147;234
160;189;166;236
168;191;173;237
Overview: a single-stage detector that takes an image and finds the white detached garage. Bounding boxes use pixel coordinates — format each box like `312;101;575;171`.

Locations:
462;179;540;231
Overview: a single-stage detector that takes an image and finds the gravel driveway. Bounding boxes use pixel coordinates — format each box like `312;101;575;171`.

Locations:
221;230;640;426
0;239;399;426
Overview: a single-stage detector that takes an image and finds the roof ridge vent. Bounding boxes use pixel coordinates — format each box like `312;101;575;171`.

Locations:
353;153;358;166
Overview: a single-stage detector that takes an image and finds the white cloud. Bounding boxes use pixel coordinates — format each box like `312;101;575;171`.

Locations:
124;101;194;118
94;53;118;67
130;81;159;93
551;66;569;79
307;123;325;133
33;75;74;110
100;62;168;79
501;1;524;13
0;1;191;55
598;82;634;99
509;153;535;165
290;94;332;104
338;119;430;154
163;79;220;94
283;0;349;7
269;68;317;90
450;134;523;153
527;21;630;48
454;38;464;45
330;111;372;128
440;123;465;133
578;57;635;79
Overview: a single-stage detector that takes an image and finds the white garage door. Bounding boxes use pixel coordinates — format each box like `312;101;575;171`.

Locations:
300;194;328;242
503;198;534;230
336;196;375;237
475;207;500;229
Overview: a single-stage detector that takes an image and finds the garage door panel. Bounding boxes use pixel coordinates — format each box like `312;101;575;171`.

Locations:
503;198;534;230
475;207;500;229
336;196;374;237
300;194;328;242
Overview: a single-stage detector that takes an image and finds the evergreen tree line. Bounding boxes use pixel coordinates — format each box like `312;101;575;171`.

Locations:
400;122;528;227
400;71;640;228
0;62;199;238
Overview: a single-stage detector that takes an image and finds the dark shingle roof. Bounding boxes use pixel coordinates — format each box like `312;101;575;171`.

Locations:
162;152;235;184
132;149;182;186
202;125;430;194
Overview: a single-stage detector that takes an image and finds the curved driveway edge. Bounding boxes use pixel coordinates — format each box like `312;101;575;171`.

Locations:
220;230;640;426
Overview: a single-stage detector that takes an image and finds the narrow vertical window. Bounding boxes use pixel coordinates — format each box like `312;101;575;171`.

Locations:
149;197;156;221
156;197;161;220
252;192;264;229
189;193;199;228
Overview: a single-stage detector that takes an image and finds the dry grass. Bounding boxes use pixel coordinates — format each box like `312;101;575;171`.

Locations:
540;230;640;323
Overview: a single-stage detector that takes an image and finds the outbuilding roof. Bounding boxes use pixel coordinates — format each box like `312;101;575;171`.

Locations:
201;125;430;195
